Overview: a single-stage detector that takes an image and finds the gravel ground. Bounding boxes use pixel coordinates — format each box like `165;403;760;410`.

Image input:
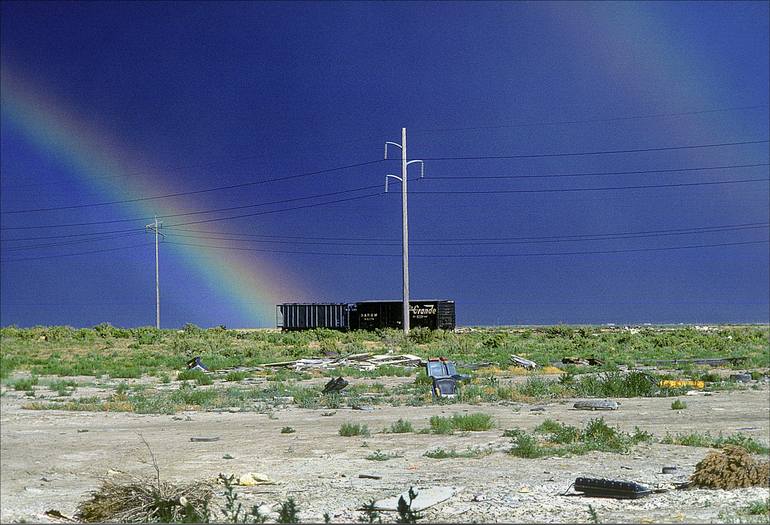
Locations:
1;382;768;523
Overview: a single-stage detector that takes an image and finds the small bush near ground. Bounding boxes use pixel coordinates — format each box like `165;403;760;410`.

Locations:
339;422;370;437
366;449;401;461
429;416;454;434
671;399;687;410
662;432;769;455
225;371;249;382
424;447;491;459
12;376;38;391
177;369;213;386
280;427;296;434
429;413;493;434
744;499;769;516
389;419;414;433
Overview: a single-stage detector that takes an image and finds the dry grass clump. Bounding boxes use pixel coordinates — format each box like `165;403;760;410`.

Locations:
690;445;770;489
76;475;213;523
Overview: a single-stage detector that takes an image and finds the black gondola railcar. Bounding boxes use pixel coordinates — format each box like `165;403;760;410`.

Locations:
276;300;455;331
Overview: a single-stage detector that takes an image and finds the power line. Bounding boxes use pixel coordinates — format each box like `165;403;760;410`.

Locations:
410;178;768;195
428;163;769;181
420;139;768;161
2;231;145;251
1;160;384;214
162;223;769;247
414;105;770;133
0;188;386;231
3;139;767;215
159;239;768;258
0;242;153;263
162;221;769;243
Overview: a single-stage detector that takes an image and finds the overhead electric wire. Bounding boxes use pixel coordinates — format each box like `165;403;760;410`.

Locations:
414;104;770;133
0;187;387;231
420;139;768;161
2;231;146;252
162;221;770;242
410;177;769;195
161;223;769;247
159;239;769;258
428;162;770;181
0;242;154;263
2;139;767;215
1;160;384;214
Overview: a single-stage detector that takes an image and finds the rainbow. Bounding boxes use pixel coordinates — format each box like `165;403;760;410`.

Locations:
1;66;308;327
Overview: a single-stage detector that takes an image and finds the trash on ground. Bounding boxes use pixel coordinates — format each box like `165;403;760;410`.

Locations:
232;472;278;486
659;379;705;389
662;466;677;474
186;356;209;372
426;357;462;399
571;477;655;499
259;353;423;372
639;357;747;367
322;376;349;394
561;357;604;366
368;486;454;511
359;473;382;480
510;354;538;370
690;445;770;489
729;373;752;383
190;436;220;442
573;400;620;411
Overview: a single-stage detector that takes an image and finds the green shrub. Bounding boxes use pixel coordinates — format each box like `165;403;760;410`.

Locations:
450;412;493;431
671;399;687;410
281;426;296;434
424;447;490;459
389;419;414;433
339;422;370;437
177;369;213;386
366;449;401;461
429;416;454;434
12;376;38;391
225;371;249;382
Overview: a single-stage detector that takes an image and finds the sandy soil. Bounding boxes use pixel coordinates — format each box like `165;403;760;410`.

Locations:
1;383;769;523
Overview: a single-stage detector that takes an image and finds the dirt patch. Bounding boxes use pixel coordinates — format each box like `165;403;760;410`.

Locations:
1;384;769;523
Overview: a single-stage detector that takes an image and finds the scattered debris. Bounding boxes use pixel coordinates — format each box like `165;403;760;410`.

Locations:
573;400;620;411
510;354;538;370
261;352;423;372
77;429;89;433
659;379;705;389
472;494;486;502
274;396;295;404
229;472;278;486
359;474;382;480
352;404;374;411
729;373;752;383
44;509;75;522
640;357;747;367
426;357;463;399
572;477;656;499
368;486;454;512
321;411;336;416
322;376;349;394
530;406;547;412
190;436;220;442
561;357;604;366
690;445;770;489
186;356;209;372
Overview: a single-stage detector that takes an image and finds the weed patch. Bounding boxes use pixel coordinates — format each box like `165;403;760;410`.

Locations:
339;422;370;437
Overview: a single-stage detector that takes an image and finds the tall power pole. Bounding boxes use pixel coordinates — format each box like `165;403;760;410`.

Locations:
145;216;163;329
384;128;424;335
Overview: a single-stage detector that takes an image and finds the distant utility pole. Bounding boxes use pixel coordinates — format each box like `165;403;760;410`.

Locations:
384;128;424;335
145;216;163;329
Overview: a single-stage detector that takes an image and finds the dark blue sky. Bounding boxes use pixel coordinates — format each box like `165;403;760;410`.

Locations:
1;1;768;328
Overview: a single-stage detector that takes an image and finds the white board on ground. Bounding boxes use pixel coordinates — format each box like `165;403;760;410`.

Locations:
371;486;454;511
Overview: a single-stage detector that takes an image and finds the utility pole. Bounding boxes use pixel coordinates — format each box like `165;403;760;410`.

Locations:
145;216;163;329
384;128;424;335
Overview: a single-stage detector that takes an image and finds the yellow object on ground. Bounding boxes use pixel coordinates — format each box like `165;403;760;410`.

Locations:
659;379;705;389
225;472;278;486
